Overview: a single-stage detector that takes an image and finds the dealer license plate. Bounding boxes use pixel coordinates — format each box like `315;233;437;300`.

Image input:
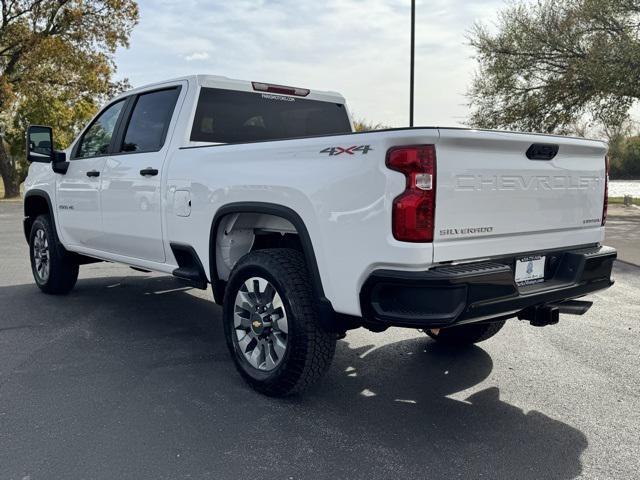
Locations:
514;255;545;286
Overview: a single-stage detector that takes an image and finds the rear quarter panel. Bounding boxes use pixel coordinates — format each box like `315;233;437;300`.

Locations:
164;129;440;316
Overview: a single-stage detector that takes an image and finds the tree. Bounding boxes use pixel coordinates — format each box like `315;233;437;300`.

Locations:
467;0;640;135
610;136;640;179
0;0;138;198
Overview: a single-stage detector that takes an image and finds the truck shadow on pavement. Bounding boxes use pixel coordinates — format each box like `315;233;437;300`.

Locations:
0;274;587;480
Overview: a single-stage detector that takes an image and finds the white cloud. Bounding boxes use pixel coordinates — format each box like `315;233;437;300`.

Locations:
185;51;210;61
115;0;510;127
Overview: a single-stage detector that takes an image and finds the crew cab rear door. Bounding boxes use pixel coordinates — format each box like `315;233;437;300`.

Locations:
98;85;182;262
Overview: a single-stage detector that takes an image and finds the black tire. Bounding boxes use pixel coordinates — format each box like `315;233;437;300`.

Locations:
425;320;506;346
29;214;79;295
223;248;336;396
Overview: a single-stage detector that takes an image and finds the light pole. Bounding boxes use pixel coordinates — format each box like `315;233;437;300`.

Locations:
410;0;415;127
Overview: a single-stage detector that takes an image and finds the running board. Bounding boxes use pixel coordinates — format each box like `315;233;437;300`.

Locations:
170;243;208;290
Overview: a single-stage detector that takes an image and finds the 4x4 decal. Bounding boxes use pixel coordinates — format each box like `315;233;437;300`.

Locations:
320;145;372;156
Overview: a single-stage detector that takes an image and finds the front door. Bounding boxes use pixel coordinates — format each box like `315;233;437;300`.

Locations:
99;87;181;263
56;100;126;249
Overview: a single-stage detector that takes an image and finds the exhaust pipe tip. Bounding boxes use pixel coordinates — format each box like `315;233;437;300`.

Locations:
556;300;593;316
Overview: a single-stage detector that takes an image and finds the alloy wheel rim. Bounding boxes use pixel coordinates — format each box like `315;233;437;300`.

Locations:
33;228;50;282
233;276;288;371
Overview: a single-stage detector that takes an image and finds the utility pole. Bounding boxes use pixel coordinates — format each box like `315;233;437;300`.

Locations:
410;0;415;127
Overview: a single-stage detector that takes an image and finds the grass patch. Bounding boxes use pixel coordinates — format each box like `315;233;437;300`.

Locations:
609;196;640;206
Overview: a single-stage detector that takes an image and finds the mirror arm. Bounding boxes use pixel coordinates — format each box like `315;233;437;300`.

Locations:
54;151;66;162
52;151;69;174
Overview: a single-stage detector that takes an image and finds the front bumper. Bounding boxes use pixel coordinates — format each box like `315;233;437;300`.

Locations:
360;245;616;329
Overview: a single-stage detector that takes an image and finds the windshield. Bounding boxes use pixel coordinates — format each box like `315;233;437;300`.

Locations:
190;87;352;143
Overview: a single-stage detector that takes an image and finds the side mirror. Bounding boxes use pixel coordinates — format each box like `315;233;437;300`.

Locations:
26;125;54;163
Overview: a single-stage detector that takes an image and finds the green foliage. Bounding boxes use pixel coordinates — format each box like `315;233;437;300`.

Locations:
0;0;139;197
610;136;640;179
609;196;640;205
467;0;640;134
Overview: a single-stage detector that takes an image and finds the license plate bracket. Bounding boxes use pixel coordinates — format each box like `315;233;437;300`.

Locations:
515;255;546;286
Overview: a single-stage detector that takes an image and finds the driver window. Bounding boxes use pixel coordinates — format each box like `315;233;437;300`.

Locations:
75;100;125;159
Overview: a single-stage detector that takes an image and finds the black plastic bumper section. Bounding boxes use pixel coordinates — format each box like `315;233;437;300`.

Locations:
360;245;616;329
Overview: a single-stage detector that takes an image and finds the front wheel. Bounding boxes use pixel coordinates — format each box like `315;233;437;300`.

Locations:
223;248;336;396
425;320;506;347
29;215;79;294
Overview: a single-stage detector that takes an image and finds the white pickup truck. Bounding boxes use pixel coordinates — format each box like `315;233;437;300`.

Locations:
24;74;616;396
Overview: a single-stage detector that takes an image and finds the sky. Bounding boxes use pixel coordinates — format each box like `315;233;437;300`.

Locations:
114;0;508;128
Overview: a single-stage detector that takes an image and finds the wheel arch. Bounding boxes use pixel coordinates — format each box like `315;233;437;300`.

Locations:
209;202;362;334
23;189;99;266
209;202;325;304
23;189;56;243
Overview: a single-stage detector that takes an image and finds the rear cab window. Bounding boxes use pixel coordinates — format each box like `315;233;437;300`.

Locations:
190;88;352;144
120;87;180;153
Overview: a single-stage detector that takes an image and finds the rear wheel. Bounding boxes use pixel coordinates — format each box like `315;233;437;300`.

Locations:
29;215;79;295
223;248;336;396
425;320;506;346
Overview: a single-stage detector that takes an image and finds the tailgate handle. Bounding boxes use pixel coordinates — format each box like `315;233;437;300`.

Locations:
526;143;559;160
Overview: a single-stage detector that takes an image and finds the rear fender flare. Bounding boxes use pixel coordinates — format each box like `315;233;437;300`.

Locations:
209;202;325;304
208;202;362;333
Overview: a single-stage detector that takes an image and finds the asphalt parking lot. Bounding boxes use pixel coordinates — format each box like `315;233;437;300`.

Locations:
1;201;638;480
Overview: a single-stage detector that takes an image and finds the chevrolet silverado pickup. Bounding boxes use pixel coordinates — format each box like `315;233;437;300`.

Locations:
23;75;616;396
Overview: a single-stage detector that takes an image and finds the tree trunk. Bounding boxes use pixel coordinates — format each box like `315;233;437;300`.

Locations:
0;139;21;198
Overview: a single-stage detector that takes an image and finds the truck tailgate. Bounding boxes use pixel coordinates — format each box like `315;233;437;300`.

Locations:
433;129;607;263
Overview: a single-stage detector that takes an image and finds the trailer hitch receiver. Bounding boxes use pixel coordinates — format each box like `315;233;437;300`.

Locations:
518;300;593;327
518;305;560;327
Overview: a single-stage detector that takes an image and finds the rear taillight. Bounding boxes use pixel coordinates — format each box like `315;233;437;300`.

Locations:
602;155;609;226
386;145;436;242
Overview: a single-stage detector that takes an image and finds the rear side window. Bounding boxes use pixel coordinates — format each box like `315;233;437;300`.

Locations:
121;88;180;153
75;100;125;159
190;88;352;143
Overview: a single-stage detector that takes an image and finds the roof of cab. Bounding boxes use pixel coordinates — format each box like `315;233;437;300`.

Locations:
115;74;346;104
